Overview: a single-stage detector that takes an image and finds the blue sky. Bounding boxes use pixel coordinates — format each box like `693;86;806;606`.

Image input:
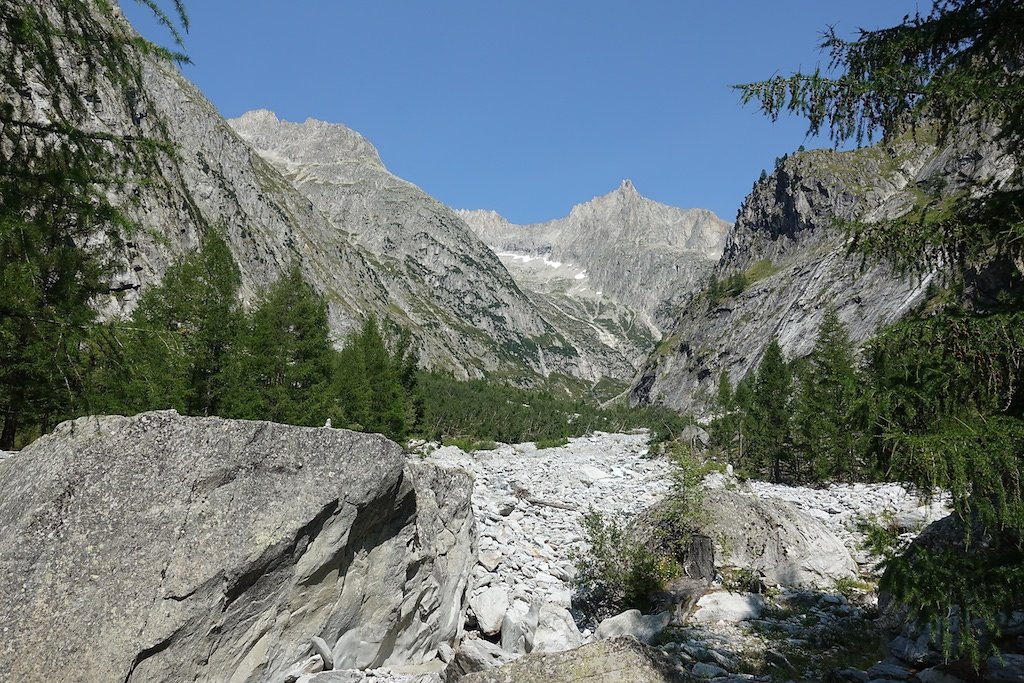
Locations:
124;1;924;225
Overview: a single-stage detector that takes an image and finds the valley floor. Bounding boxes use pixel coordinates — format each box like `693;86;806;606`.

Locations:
361;431;952;683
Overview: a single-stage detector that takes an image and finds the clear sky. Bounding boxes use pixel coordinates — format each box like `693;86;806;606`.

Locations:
123;1;924;225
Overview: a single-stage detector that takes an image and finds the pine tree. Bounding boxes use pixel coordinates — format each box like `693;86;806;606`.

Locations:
0;1;189;448
792;308;862;482
90;230;241;416
748;338;792;482
733;373;755;468
334;316;418;441
221;266;337;427
736;0;1024;661
710;369;740;461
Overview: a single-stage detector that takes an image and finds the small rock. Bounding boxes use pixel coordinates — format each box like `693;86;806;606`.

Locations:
436;642;455;664
594;609;671;643
888;633;939;666
987;654;1024;683
705;648;737;672
531;602;583;653
579;464;611;481
866;658;915;681
916;667;969;683
454;636;518;674
469;587;509;636
500;598;540;654
766;649;797;675
692;661;728;678
478;551;503;572
691;592;765;624
835;668;870;683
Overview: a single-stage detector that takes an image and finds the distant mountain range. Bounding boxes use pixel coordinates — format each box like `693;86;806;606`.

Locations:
16;0;975;405
458;180;730;372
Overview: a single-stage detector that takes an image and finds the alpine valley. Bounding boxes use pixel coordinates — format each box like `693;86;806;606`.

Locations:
3;2;1022;683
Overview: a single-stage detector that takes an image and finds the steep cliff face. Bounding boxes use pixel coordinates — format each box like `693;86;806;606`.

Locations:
226;111;640;384
14;2;645;386
458;182;730;373
630;130;1015;415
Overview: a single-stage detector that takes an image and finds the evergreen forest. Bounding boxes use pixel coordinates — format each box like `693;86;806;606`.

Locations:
3;229;691;450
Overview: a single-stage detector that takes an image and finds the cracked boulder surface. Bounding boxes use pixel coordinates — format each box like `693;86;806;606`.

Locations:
0;411;476;683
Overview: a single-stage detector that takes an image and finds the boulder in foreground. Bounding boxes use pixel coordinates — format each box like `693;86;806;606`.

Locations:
0;411;475;682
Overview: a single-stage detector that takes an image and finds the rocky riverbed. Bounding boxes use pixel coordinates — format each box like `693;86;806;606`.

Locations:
411;430;955;682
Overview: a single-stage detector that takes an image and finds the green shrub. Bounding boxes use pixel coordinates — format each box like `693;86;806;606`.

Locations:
854;511;904;562
572;509;678;617
653;443;710;557
721;566;761;593
535;436;569;449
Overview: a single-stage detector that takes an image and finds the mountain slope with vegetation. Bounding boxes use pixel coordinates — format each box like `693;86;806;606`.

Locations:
641;0;1023;667
629;125;1013;415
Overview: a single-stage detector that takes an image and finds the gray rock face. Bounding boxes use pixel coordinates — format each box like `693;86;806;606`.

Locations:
227;111;617;382
11;1;643;388
630;131;1015;414
704;488;858;587
0;411;475;683
460;637;688;683
460;181;729;322
458;183;731;376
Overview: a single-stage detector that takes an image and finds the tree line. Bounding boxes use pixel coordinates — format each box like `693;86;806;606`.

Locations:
2;229;694;449
710;308;868;484
80;232;420;441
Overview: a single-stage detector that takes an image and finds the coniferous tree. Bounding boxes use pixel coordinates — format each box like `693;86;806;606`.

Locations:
90;230;242;416
710;369;741;462
334;332;371;431
221;265;337;427
792;308;862;482
733;373;755;468
737;0;1024;660
0;1;189;448
333;317;420;441
748;338;792;482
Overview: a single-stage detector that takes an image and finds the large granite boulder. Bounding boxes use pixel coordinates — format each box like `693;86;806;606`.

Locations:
460;636;689;683
0;411;476;682
704;489;857;587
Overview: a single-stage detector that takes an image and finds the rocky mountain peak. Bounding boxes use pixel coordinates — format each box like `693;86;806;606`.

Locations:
459;185;730;339
230;109;385;172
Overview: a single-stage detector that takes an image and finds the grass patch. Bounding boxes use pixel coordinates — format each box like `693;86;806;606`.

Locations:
535;436;569;449
745;258;781;283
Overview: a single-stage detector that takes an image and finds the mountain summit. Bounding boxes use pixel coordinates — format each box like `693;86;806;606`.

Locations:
459;182;730;329
229;112;649;382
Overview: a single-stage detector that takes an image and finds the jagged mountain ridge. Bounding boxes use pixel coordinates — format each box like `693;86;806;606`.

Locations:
20;0;661;387
459;181;730;326
630;128;1017;414
227;110;640;383
457;182;730;374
